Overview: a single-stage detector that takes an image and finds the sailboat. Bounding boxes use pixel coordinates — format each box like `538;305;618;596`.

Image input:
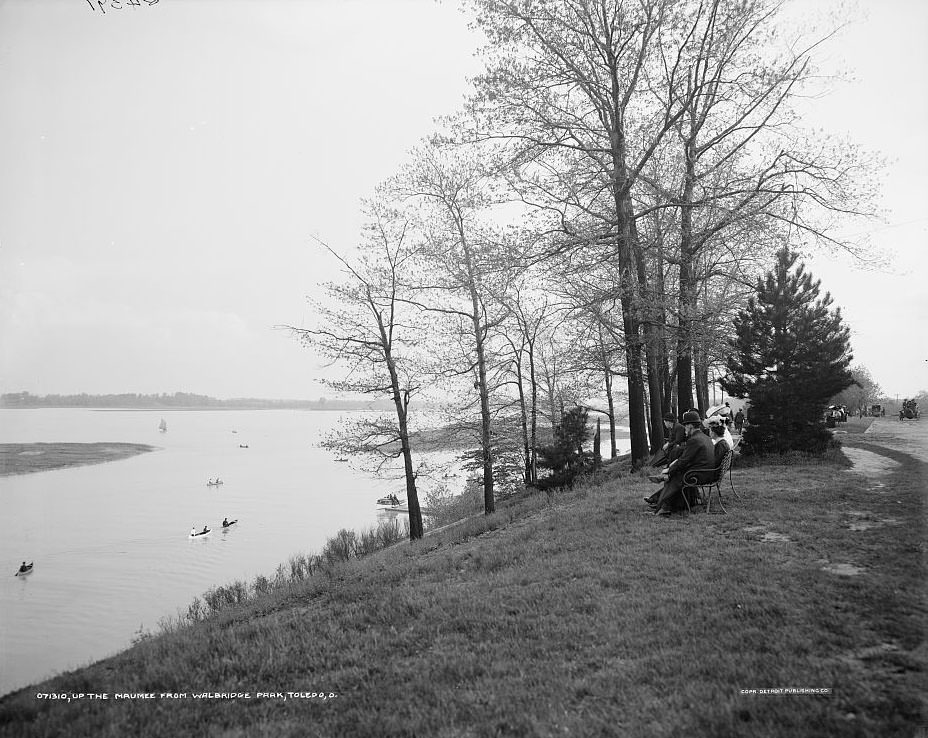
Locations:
159;418;168;433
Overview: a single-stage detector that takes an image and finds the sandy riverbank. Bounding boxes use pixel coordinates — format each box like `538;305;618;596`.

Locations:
0;443;157;476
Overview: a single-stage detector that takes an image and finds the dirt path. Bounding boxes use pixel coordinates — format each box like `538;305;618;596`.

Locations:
840;418;927;479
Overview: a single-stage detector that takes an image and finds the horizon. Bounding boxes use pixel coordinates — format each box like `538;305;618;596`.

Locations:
0;390;388;404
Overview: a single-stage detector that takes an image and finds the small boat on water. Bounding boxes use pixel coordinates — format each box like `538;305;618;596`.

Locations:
378;504;410;513
221;519;238;529
207;479;224;487
376;495;409;513
239;444;249;449
15;562;33;577
189;528;211;539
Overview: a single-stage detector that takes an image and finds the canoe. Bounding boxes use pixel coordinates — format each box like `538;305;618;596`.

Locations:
221;520;238;529
15;563;33;577
207;481;224;486
189;529;211;539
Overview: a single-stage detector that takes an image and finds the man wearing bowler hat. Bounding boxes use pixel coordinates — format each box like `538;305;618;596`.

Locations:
650;411;687;467
645;409;715;515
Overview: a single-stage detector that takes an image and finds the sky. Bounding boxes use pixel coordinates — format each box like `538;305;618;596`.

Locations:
0;0;926;401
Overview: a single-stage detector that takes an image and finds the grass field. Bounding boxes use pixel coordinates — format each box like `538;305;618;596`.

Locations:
0;443;156;477
0;422;924;737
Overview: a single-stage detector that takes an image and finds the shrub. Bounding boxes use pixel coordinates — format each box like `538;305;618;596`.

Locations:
253;575;271;597
422;481;483;527
321;528;358;564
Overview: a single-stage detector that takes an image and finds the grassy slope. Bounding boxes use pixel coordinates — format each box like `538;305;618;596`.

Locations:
0;443;156;476
1;427;924;737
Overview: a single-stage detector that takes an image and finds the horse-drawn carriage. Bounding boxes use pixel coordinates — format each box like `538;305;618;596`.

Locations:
870;404;883;418
899;399;920;421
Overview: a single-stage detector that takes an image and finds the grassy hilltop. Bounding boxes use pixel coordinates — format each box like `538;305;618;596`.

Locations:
0;420;924;737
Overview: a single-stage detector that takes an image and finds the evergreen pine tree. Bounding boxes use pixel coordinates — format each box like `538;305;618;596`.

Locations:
536;406;590;488
721;247;854;455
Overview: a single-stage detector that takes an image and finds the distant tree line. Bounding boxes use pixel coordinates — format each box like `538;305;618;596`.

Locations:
0;392;395;411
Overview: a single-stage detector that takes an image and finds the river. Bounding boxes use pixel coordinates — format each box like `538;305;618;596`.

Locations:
0;408;408;696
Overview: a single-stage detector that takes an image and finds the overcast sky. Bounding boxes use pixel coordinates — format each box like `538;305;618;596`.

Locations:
0;0;926;400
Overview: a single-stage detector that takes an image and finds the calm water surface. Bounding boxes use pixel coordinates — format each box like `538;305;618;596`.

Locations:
0;409;404;696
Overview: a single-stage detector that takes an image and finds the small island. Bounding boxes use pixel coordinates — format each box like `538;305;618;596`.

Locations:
0;443;156;477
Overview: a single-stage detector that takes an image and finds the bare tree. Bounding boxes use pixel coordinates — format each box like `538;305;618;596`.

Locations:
498;282;554;483
284;206;426;540
390;143;510;514
462;0;714;465
644;0;879;414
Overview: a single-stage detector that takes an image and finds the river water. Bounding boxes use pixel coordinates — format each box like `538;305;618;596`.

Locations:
0;408;410;696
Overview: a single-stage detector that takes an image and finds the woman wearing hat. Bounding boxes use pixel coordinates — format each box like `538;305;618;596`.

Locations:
706;415;734;450
707;420;732;468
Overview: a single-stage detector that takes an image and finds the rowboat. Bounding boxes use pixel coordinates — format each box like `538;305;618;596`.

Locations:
15;562;33;577
207;479;224;487
189;528;211;539
221;519;238;529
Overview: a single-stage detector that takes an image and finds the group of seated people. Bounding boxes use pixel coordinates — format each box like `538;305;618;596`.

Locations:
644;409;733;516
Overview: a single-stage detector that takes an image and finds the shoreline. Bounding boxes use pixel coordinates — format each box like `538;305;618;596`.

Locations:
0;443;157;477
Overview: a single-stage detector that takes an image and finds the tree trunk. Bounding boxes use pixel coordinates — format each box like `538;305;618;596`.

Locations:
654;217;672;419
694;343;710;415
676;148;697;417
467;284;494;514
630;210;665;454
604;366;617;458
612;157;649;465
383;349;422;540
514;353;531;484
528;343;538;483
394;396;422;540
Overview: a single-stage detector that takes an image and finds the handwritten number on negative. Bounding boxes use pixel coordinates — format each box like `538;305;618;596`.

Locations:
86;0;158;10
